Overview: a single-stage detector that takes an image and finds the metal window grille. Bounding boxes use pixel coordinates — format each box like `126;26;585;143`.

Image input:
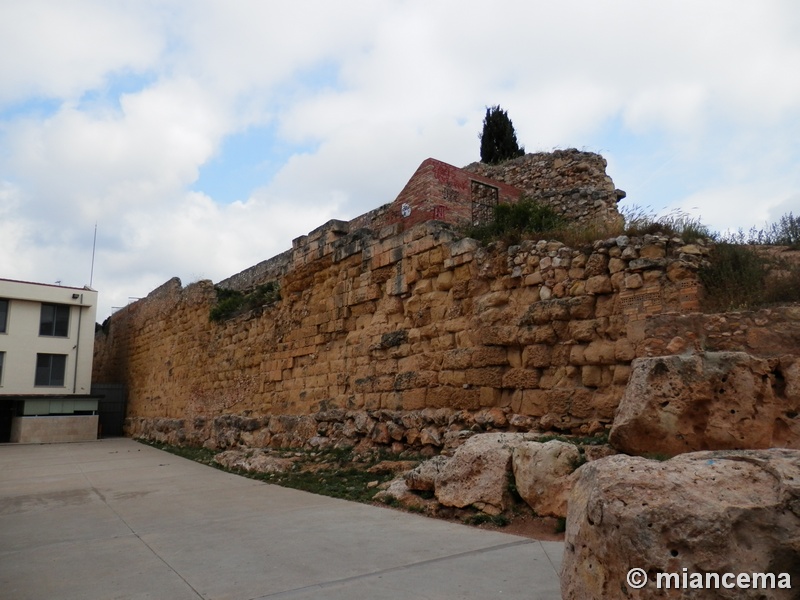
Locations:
470;180;499;226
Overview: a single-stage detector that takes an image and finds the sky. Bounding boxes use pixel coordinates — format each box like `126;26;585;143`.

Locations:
1;0;799;320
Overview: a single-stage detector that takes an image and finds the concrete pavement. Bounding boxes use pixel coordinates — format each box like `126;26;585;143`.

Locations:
0;438;563;599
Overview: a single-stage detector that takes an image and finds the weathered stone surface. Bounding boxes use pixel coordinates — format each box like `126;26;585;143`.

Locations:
404;455;450;491
583;444;617;462
213;449;295;473
561;450;800;600
419;426;443;447
97;152;714;445
640;306;800;359
366;460;420;475
511;440;579;517
466;150;624;231
373;477;434;511
610;352;800;456
442;429;476;451
434;432;538;515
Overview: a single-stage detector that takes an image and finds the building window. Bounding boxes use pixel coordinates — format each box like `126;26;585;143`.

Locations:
0;351;4;385
40;303;70;337
0;298;8;333
35;354;67;387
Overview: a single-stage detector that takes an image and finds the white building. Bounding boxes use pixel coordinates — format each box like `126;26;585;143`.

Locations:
0;278;99;443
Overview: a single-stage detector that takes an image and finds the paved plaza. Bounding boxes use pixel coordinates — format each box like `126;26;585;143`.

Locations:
0;438;563;599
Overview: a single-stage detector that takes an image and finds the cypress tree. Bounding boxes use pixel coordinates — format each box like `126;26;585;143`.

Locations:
479;105;525;164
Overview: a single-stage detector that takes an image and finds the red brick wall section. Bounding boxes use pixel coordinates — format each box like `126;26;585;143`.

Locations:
349;158;523;233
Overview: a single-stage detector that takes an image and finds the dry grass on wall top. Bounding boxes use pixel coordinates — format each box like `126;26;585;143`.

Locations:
460;203;716;251
699;243;800;312
624;209;800;313
468;202;800;314
695;211;800;312
463;202;800;313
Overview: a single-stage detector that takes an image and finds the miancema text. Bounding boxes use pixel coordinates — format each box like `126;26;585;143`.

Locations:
658;570;791;590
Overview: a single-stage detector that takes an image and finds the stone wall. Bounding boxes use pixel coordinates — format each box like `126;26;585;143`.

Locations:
214;151;623;297
94;216;707;450
638;305;800;358
464;149;626;230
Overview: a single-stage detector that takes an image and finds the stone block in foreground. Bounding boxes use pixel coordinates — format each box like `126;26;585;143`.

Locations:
561;449;800;599
609;352;800;457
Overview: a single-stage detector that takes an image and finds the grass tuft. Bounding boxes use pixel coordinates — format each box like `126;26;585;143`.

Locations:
699;243;800;312
620;206;711;242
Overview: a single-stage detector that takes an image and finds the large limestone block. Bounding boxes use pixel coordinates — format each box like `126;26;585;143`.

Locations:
511;440;579;517
434;432;538;515
405;455;450;491
610;352;800;456
373;477;433;512
561;450;800;600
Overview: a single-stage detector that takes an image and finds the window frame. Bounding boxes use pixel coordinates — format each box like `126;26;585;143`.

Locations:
39;303;70;337
34;353;67;387
0;298;8;334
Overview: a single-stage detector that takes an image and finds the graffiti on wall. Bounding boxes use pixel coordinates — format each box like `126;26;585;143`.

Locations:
432;161;468;193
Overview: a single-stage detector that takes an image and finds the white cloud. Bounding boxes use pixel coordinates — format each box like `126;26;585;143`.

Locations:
3;77;229;230
0;1;163;106
89;189;341;318
678;184;795;235
1;0;799;319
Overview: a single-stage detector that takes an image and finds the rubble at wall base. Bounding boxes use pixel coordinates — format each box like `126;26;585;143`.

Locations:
124;407;572;455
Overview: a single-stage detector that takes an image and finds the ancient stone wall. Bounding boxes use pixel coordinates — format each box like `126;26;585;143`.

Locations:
638;304;800;358
464;149;626;229
94;217;706;450
211;151;623;296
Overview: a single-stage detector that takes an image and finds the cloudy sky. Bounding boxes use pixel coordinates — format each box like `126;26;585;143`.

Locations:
1;1;799;319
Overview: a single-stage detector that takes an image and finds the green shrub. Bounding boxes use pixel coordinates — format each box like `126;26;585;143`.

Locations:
700;239;800;312
209;281;281;322
464;197;564;245
209;290;245;322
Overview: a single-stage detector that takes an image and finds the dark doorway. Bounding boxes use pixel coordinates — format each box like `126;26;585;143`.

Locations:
92;384;127;438
0;401;15;443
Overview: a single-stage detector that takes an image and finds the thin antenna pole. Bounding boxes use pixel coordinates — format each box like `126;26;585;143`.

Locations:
90;223;97;288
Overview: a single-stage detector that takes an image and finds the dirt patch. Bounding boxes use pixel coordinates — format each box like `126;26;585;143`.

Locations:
476;512;566;542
